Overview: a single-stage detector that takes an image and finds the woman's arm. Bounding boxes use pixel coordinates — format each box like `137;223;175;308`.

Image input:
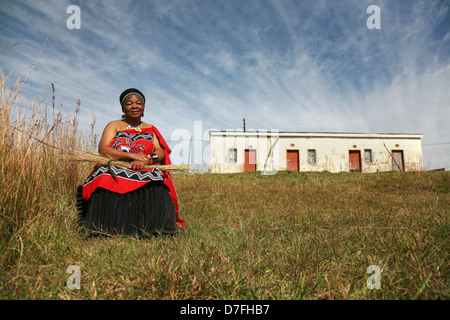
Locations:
152;132;165;164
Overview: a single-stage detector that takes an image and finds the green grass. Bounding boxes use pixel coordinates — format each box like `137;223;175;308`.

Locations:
1;170;448;299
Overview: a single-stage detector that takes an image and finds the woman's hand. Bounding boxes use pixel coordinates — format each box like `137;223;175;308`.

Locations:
130;152;151;164
128;153;149;170
129;160;147;171
128;153;159;170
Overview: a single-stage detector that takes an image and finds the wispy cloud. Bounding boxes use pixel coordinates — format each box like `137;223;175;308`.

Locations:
0;0;448;168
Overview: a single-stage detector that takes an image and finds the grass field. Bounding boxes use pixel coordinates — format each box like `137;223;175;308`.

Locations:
0;70;448;300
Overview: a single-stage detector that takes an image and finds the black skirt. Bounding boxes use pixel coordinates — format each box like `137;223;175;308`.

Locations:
77;182;178;237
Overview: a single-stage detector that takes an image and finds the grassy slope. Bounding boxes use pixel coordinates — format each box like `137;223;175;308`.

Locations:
1;170;448;300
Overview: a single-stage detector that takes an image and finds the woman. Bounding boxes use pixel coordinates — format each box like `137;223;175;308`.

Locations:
77;88;184;236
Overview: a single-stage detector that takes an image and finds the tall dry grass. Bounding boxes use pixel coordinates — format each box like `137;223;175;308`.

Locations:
0;66;96;271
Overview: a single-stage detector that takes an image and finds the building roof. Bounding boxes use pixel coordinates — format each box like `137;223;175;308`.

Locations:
209;130;423;139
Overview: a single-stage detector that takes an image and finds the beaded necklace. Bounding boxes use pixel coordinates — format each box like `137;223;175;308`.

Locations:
125;121;143;132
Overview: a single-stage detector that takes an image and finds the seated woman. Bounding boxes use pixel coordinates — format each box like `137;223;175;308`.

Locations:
77;88;184;236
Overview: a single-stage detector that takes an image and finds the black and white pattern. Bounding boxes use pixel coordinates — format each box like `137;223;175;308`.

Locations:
84;165;165;184
111;131;154;153
115;131;154;143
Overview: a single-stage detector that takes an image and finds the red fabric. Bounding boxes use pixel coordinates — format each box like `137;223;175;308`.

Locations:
82;126;185;228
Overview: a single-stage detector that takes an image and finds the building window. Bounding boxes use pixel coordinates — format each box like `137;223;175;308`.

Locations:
364;149;372;163
229;148;237;163
308;149;316;163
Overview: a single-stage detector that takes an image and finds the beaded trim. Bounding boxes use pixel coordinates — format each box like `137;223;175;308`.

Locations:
149;152;159;163
125;122;143;132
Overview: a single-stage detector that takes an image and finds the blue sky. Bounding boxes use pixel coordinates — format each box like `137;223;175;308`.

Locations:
0;0;449;169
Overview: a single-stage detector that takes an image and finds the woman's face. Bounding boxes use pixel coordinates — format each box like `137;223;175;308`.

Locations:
122;94;145;120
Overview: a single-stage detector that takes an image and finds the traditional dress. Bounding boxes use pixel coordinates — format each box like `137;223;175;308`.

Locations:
77;126;184;236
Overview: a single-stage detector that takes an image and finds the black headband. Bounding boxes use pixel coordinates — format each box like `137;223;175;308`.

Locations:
119;88;146;106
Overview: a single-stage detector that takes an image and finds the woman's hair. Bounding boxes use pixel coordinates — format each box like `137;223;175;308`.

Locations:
120;88;146;120
119;88;146;106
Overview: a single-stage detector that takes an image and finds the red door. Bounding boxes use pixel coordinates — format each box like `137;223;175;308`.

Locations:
244;149;256;172
349;150;361;172
286;150;299;171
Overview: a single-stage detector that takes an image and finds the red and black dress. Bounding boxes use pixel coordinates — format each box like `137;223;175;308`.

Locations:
77;126;184;236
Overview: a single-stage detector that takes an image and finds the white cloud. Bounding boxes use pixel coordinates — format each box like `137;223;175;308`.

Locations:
0;0;448;168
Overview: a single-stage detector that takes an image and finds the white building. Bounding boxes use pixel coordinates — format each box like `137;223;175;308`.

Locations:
209;131;423;174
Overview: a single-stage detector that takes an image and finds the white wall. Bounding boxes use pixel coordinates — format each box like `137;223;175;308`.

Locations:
210;132;423;173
